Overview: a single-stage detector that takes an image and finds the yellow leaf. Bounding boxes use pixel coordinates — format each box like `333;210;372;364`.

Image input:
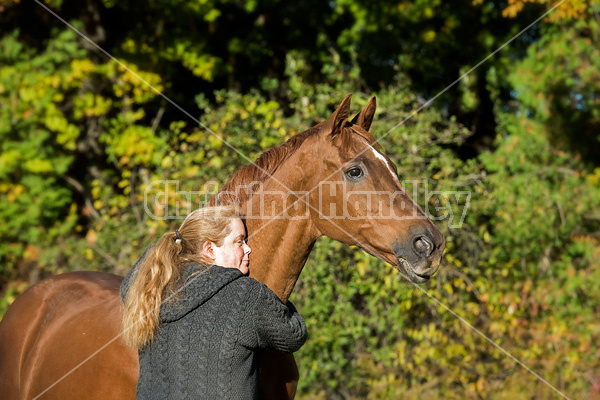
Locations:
85;229;98;245
161;156;173;169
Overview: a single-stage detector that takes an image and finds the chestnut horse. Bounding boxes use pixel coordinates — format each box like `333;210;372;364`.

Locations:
0;95;444;399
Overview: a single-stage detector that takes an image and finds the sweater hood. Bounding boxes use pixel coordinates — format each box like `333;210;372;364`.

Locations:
160;264;244;322
120;247;244;323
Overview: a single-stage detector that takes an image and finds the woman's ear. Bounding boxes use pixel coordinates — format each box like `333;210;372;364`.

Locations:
203;241;216;261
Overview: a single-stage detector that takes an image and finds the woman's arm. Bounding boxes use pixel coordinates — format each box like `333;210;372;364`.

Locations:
250;283;308;353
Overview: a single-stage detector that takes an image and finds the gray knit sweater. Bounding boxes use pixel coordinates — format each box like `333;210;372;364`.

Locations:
120;254;308;400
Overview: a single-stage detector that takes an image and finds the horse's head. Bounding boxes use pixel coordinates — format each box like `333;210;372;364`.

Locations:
307;94;445;283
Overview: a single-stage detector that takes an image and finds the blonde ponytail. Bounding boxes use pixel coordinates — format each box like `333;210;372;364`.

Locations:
122;205;238;349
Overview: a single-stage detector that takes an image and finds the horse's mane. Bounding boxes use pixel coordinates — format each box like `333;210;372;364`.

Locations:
209;121;379;206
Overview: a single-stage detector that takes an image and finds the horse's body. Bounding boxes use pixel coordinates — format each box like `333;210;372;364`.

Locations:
0;272;138;399
0;95;444;399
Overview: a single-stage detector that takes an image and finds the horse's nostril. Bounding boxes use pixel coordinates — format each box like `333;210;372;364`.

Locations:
413;236;434;258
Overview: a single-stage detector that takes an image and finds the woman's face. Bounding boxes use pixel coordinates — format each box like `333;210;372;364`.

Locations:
211;218;251;274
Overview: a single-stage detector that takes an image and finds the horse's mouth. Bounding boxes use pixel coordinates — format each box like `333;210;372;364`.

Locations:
395;257;431;284
365;247;432;284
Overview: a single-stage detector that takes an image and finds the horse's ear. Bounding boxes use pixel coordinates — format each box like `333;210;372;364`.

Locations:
323;94;352;135
350;96;376;131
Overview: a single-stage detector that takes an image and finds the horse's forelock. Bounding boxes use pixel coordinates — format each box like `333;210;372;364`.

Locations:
330;125;381;153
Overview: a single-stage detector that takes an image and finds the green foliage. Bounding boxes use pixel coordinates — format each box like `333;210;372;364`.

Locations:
508;17;600;164
0;28;82;274
1;1;600;399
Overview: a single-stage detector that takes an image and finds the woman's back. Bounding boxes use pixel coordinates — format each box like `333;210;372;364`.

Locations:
120;262;307;400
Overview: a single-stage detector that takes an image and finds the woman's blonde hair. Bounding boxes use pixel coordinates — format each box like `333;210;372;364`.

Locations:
122;205;238;349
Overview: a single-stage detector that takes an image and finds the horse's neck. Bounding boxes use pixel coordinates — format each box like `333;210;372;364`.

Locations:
246;216;317;301
243;145;321;301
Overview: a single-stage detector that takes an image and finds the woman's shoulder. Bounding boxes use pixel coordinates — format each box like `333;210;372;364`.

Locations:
227;275;277;299
227;274;265;291
229;276;285;307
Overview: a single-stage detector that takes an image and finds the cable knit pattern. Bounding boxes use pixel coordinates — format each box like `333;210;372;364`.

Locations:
216;284;246;398
154;322;170;400
120;253;308;400
172;318;190;399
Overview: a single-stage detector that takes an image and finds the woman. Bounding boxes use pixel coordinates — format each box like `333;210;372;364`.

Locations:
120;205;307;399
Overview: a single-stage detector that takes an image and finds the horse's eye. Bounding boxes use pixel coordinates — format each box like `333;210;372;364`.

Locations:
346;167;364;179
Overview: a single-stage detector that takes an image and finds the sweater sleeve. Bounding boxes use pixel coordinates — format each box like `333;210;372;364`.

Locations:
248;283;308;353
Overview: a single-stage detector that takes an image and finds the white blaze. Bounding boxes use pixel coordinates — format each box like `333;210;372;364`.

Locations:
364;140;402;186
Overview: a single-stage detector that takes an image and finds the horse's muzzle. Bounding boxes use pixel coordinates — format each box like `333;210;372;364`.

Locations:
394;228;445;283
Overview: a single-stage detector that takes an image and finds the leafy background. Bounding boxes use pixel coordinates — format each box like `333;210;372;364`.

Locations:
1;0;599;398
